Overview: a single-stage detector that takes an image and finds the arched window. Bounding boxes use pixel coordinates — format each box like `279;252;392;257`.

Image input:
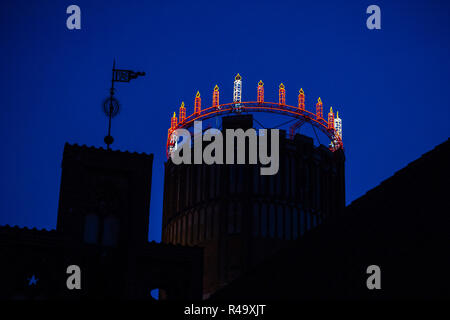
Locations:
236;166;243;193
187;212;192;244
252;202;260;236
306;211;311;231
213;204;220;237
276;163;282;196
196;167;201;203
209;166;216;198
206;206;213;240
176;172;181;213
269;173;275;196
315;168;321;209
284;157;290;197
313;213;318;228
252;165;259;194
285;207;292;240
290;157;296;197
171;223;175;243
235;202;242;233
102;215;119;246
201;166;207;201
192;211;198;243
215;166;221;196
261;174;267;195
269;204;275;238
227;203;235;234
261;203;268;237
199;209;205;241
186;166;191;207
300;209;305;236
84;214;99;244
277;204;284;239
293;208;299;239
229;166;236;194
177;220;181;244
182;215;187;245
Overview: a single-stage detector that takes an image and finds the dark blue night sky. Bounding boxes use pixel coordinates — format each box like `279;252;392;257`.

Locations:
1;0;449;242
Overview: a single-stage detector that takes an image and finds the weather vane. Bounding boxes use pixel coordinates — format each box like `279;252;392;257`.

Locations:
103;59;145;149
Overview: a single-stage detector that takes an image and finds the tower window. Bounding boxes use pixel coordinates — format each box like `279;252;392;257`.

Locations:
300;209;305;236
252;165;259;194
182;215;187;245
261;204;268;237
192;211;198;243
199;209;205;241
284;157;290;196
252;202;260;236
209;166;216;199
229;166;236;194
227;204;235;234
187;212;192;244
285;207;292;240
306;211;311;231
235;202;242;233
313;213;318;228
102;215;119;246
84;214;99;244
269;204;275;238
277;205;284;239
293;208;299;239
206;206;213;240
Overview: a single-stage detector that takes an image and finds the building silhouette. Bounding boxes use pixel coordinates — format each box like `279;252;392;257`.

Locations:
209;138;450;300
162;115;346;298
0;143;203;300
0;124;448;300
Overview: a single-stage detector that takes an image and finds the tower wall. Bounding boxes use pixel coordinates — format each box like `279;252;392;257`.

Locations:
56;143;154;248
161;115;345;298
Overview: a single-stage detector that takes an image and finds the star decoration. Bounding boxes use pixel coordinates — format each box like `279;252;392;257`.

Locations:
27;275;38;286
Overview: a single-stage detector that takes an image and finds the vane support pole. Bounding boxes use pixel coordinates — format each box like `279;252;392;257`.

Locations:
103;59;145;150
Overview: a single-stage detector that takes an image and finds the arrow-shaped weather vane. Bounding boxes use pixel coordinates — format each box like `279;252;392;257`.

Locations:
103;59;145;149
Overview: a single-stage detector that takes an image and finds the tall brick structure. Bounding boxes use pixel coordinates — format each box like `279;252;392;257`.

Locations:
0;143;203;300
162;115;345;298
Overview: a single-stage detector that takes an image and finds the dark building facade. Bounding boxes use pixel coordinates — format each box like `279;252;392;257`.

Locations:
162;115;346;298
210;138;450;300
0;143;203;300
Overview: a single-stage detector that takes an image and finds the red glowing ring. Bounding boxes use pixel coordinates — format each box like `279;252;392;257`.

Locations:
166;101;343;158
